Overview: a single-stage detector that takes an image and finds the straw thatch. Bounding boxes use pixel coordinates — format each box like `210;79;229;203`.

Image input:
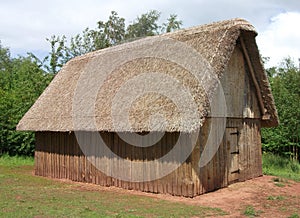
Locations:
17;18;278;132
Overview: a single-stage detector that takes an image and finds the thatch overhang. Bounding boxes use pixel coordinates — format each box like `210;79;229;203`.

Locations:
17;18;278;133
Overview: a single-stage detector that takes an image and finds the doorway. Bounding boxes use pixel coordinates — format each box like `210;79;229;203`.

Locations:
226;127;240;184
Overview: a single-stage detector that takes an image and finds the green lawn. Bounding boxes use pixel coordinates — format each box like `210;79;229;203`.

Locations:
262;153;300;182
0;156;225;217
1;154;299;217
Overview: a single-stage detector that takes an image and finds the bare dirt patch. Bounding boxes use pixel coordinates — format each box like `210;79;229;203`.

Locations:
58;175;299;217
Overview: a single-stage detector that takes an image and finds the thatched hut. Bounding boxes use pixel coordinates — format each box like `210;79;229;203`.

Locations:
17;18;278;197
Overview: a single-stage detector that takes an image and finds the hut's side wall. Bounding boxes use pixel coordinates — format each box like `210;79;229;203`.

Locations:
35;118;262;197
35;131;202;197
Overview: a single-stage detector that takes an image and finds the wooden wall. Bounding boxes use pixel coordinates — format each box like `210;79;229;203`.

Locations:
35;118;262;197
220;42;261;119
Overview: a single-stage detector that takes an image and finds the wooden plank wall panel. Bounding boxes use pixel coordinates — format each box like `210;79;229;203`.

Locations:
34;121;262;198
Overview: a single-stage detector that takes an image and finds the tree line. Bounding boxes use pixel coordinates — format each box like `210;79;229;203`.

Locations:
0;10;299;160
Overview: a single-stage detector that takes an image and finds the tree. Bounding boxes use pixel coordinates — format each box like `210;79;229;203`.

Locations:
162;14;183;33
43;11;183;73
0;42;53;156
262;58;300;160
126;10;161;39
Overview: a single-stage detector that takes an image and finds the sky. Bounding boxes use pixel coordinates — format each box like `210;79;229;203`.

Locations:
0;0;300;67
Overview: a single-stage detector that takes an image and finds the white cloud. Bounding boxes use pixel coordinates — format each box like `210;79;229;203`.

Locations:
0;0;299;68
257;12;300;67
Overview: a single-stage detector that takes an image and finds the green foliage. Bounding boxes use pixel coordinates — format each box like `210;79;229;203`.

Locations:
243;205;262;217
162;14;183;33
0;42;53;156
0;11;182;156
262;58;300;160
126;10;161;39
288;213;300;218
262;153;300;181
44;10;183;73
267;195;285;200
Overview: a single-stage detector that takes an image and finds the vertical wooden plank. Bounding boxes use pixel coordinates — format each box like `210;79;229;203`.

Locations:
34;132;40;176
147;134;153;193
55;133;59;179
177;133;183;196
131;133;138;191
47;132;51;178
171;133;177;195
70;132;74;181
153;133;159;194
221;131;227;188
160;133;166;194
67;132;72;181
142;134;148;192
82;132;87;182
65;133;69;180
181;134;188;197
63;132;67;179
111;132;118;187
49;132;53;178
98;132;105;186
86;132;92;183
188;133;196;197
201;121;208;194
157;133;164;194
191;132;201;196
59;132;63;179
53;132;56;178
39;133;44;177
128;133;133;190
198;130;203;195
237;120;243;182
72;132;77;182
90;132;95;184
117;134;128;189
244;121;250;180
138;134;145;191
164;133;171;195
250;121;256;178
68;132;73;181
95;131;100;185
91;132;96;184
106;132;112;186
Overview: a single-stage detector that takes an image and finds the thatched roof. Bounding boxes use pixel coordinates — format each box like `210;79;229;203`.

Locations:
17;18;278;132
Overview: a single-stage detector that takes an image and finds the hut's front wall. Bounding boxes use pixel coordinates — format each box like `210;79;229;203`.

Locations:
220;42;261;119
35;118;262;197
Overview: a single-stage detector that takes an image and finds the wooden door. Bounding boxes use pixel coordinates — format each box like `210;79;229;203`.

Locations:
226;127;240;184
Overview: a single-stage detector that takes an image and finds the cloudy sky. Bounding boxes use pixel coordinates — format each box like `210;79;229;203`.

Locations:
0;0;300;67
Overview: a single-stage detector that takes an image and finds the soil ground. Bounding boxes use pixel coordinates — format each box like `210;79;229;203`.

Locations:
67;175;300;217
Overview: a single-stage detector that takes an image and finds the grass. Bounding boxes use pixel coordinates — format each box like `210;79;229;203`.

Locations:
243;205;262;217
0;154;34;166
267;195;285;200
262;153;300;182
288;213;300;218
0;155;226;217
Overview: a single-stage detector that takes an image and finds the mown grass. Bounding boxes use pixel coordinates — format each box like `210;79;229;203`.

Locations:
0;155;226;217
262;153;300;182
